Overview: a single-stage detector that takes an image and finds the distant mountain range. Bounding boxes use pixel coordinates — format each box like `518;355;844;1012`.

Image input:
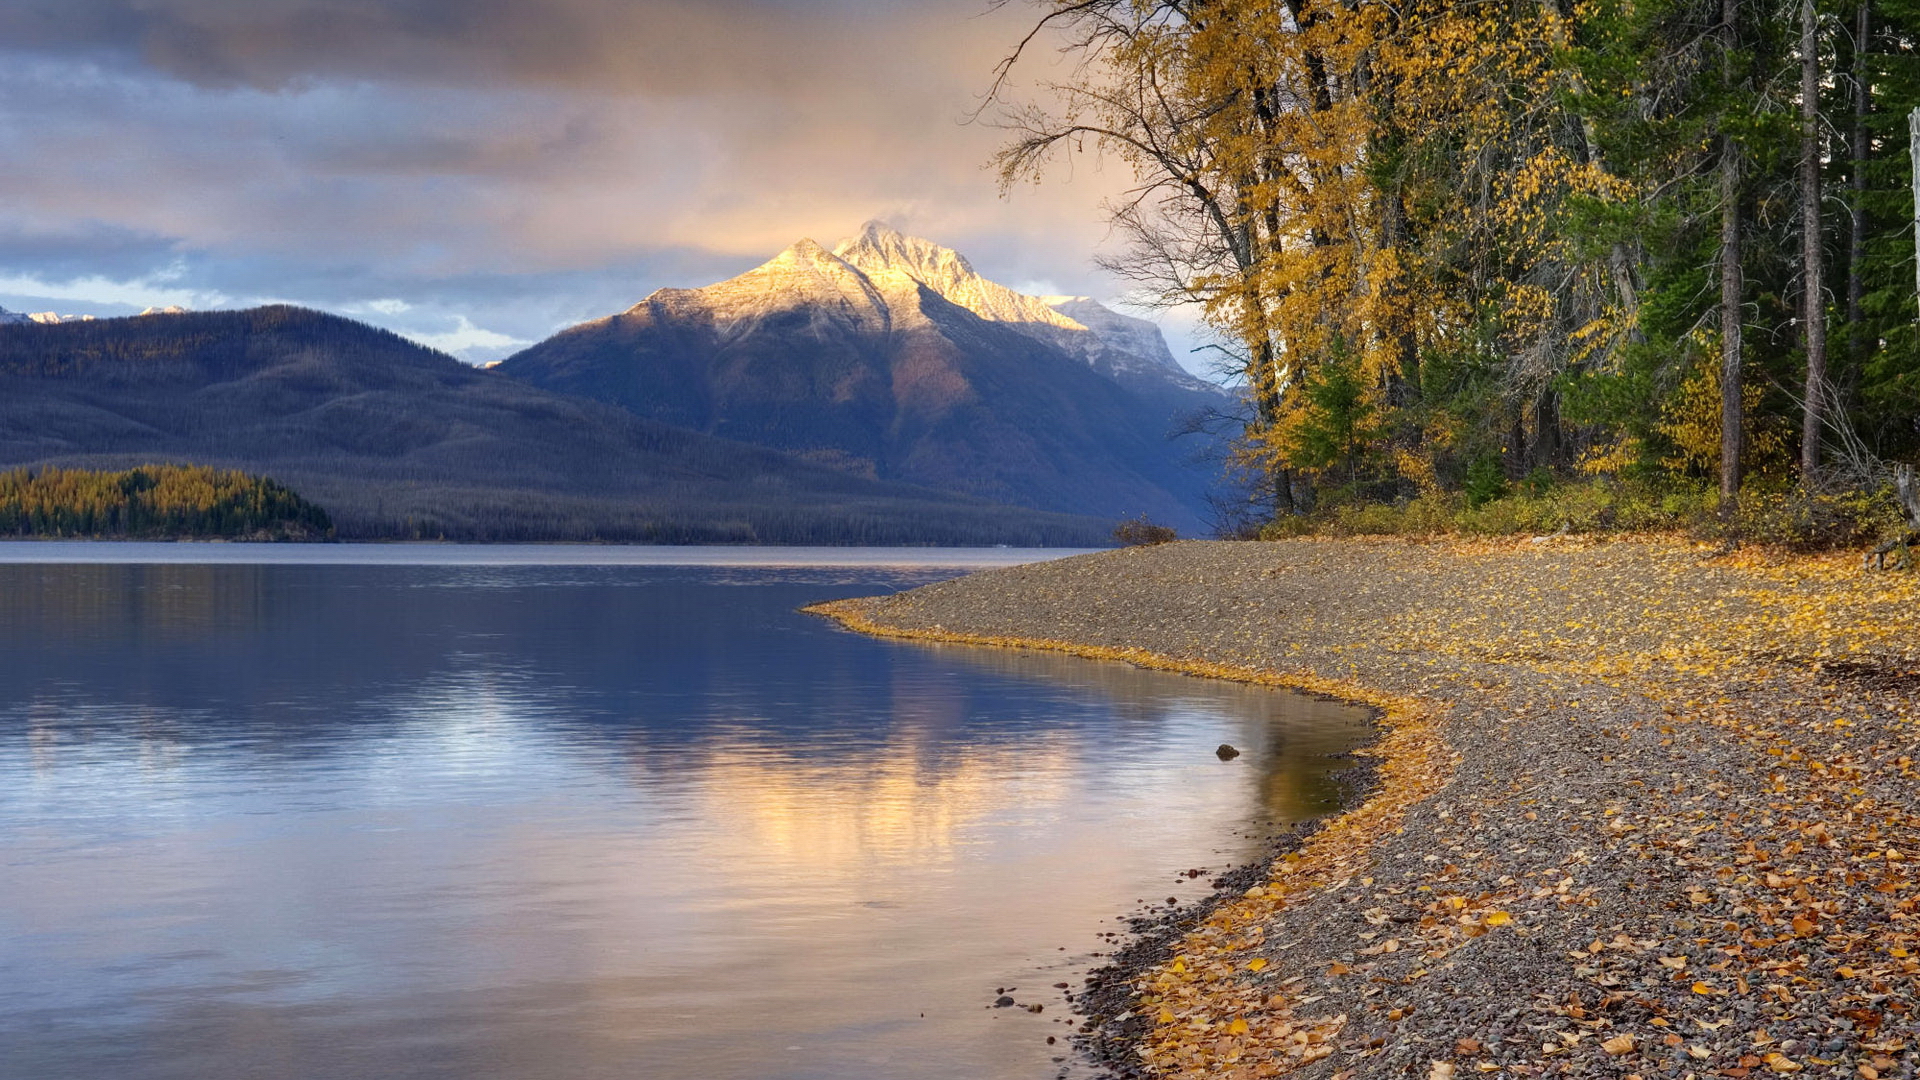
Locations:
500;222;1227;531
0;304;185;325
0;224;1228;543
0;306;1110;544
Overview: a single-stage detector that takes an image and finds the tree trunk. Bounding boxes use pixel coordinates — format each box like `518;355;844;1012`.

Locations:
1720;147;1745;506
1539;0;1642;327
1380;175;1421;414
1252;338;1294;516
1720;0;1745;509
1846;0;1869;394
1534;388;1561;472
1800;0;1829;482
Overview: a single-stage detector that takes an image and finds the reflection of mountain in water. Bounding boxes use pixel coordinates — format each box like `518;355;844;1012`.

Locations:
2;562;1369;850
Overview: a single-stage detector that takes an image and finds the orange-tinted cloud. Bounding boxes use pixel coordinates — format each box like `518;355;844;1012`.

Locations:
0;1;1170;363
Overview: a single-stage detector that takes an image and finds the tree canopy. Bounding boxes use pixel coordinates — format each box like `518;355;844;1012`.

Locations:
996;0;1920;540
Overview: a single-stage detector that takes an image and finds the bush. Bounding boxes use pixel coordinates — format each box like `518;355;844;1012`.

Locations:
1464;455;1509;510
1256;476;1904;551
1114;516;1178;546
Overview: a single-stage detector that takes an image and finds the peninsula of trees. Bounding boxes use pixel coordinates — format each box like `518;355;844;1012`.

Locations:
0;465;333;540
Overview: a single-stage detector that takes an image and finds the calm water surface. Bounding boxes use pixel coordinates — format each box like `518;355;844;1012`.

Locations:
0;546;1372;1080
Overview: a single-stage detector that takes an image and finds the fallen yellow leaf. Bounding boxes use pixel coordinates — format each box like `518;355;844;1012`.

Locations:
1484;911;1512;927
1602;1034;1635;1055
1246;957;1268;972
1228;1017;1249;1035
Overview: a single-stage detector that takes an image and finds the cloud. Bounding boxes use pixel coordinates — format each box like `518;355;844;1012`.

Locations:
0;1;1016;95
400;315;531;362
0;1;1197;369
0;270;218;312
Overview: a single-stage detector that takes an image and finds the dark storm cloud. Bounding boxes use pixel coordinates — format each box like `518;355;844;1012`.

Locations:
0;0;960;93
0;221;185;281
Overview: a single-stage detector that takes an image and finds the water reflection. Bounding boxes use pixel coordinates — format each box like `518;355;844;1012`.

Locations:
0;562;1370;1080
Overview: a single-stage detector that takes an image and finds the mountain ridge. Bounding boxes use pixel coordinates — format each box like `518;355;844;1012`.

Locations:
0;305;1113;544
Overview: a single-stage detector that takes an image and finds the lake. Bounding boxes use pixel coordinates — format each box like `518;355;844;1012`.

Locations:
0;545;1373;1080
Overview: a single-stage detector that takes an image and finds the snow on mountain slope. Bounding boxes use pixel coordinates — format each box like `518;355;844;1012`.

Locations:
2;306;180;325
616;220;1214;395
831;221;1085;334
1040;295;1199;382
642;237;894;340
826;221;1212;390
615;221;1206;394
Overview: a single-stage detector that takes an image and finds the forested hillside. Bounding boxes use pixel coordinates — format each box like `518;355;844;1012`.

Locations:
998;0;1920;542
0;307;1112;545
0;465;332;540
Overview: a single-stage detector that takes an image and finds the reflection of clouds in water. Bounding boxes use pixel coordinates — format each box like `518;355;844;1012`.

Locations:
0;564;1373;1080
637;729;1092;881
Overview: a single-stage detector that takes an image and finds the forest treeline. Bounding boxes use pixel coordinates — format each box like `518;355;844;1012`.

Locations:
999;0;1920;542
0;465;333;540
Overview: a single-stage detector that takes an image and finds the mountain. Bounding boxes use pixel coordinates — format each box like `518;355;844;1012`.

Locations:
496;222;1229;532
0;305;184;325
0;306;96;326
0;306;1112;544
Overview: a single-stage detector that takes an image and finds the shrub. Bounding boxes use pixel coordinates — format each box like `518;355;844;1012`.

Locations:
1256;476;1903;551
1114;516;1178;546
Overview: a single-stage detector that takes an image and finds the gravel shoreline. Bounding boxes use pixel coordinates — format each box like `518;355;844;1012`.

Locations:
811;538;1920;1080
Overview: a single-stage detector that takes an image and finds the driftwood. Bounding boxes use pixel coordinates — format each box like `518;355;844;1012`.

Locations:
1865;464;1920;571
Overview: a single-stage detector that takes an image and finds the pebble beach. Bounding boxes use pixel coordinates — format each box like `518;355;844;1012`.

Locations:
812;538;1920;1080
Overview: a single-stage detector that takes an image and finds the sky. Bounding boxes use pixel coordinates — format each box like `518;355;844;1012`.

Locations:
0;0;1211;369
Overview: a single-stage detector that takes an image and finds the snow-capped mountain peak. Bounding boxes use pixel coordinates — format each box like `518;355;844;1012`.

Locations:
832;221;1086;334
612;221;1213;392
631;235;890;337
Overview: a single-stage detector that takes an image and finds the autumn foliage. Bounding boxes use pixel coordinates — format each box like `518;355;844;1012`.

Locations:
997;0;1920;537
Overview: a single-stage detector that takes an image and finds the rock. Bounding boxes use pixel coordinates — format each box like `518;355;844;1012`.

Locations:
1215;743;1241;760
995;996;1016;1007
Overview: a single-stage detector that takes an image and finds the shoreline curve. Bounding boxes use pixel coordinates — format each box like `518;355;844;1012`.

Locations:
804;538;1920;1078
803;593;1456;1076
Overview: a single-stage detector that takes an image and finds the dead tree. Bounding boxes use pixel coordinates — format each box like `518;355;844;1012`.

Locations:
1865;464;1920;570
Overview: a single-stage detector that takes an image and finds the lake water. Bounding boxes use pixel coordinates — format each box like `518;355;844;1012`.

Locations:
0;546;1373;1080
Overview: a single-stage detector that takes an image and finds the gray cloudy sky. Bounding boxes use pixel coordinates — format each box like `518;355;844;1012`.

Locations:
0;0;1193;364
